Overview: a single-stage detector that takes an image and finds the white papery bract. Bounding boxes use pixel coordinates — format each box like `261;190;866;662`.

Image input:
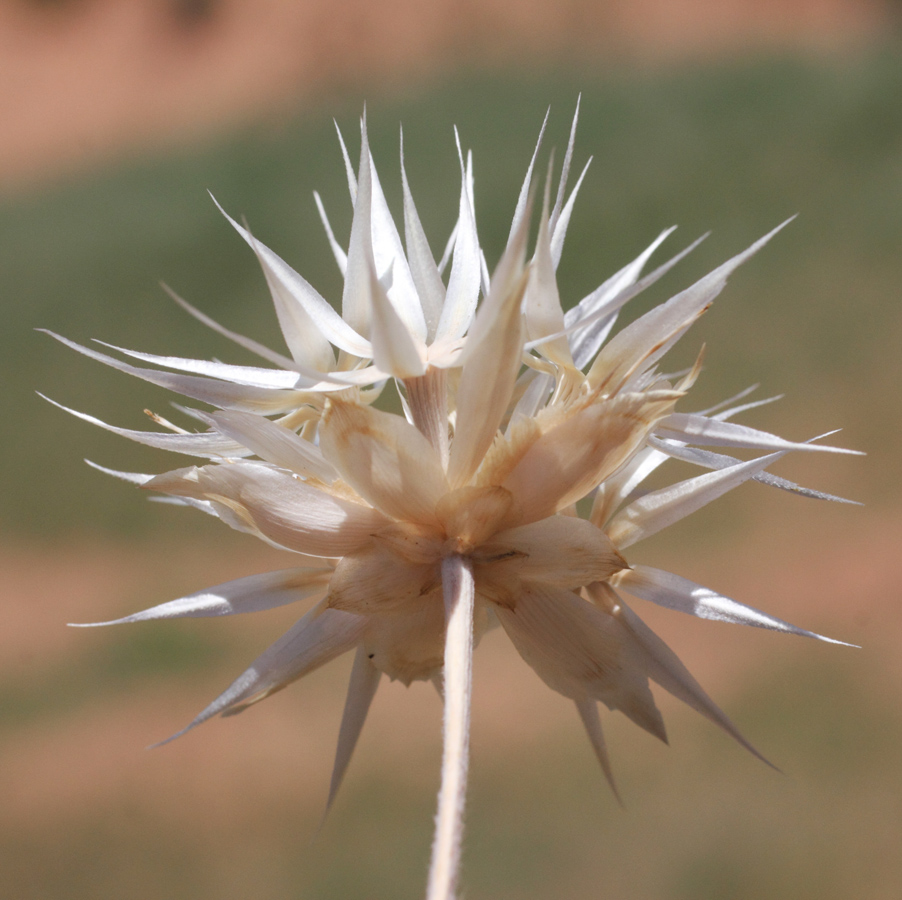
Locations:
52;104;858;900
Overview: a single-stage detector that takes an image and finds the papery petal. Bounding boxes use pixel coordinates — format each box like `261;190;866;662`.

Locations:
88;460;218;521
327;545;439;615
655;413;861;455
587;220;792;393
325;647;381;814
648;436;860;504
483;515;625;589
342;118;379;339
368;257;428;378
155;601;366;743
149;496;218;515
165;286;298;370
446;194;531;488
589;445;669;529
102;342;386;393
344;120;427;358
334;120;358;203
495;583;666;741
40;395;249;458
550;158;591;271
712;393;782;422
591;583;772;765
615;566;855;645
532;231;709;367
549;95;580;233
607;451;786;549
437;220;457;276
401;130;445;340
693;383;761;417
574;697;622;804
368;141;426;342
147;462;388;557
94;342;312;389
435;486;513;549
72;568;332;626
434;132;482;343
320;400;448;524
84;460;154;485
506;108;548;246
523;177;573;367
371;521;444;565
313;190;348;275
208;410;338;482
241;226;336;373
42;331;310;413
548;96;583;258
505;370;554;433
362;598;447;686
565;228;684;369
212;198;370;362
500;392;676;525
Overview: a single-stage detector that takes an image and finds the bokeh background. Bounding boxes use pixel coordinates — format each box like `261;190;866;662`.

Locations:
2;1;901;897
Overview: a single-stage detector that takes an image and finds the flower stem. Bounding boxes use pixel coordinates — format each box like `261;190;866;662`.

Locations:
426;554;475;900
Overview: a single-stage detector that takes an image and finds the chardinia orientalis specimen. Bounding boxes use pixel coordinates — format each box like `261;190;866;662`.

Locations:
45;102;859;900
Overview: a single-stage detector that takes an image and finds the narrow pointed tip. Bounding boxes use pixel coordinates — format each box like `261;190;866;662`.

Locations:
812;634;861;649
771;213;798;234
453;125;464;169
311;808;332;848
757;747;782;774
317;789;340;840
36;329;66;344
575;698;625;807
146;722;193;750
727;724;779;771
743;215;796;257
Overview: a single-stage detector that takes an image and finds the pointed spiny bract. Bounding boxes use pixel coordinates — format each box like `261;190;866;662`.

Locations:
49;107;857;838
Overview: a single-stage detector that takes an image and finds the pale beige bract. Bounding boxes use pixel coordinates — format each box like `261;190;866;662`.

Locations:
48;103;858;900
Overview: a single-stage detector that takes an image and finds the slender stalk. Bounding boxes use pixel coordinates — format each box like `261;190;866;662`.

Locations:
426;554;475;900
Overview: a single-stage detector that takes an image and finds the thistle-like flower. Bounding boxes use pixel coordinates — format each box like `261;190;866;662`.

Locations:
46;103;858;900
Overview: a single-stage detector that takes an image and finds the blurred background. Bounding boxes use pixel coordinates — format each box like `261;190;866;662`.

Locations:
2;0;901;897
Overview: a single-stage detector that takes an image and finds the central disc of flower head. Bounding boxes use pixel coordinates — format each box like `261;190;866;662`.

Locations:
369;485;533;609
326;472;628;619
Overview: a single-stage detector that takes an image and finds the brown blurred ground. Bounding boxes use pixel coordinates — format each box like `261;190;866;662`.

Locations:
0;0;890;190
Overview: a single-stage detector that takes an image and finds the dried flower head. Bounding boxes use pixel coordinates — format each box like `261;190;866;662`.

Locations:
45;102;858;900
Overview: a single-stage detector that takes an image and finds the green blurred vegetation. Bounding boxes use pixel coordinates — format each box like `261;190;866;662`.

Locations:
0;619;231;734
4;49;900;540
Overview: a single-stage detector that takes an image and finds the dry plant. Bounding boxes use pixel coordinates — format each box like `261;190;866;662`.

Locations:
45;101;858;900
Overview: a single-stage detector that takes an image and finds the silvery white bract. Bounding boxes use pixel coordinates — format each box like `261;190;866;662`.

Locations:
47;101;859;900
